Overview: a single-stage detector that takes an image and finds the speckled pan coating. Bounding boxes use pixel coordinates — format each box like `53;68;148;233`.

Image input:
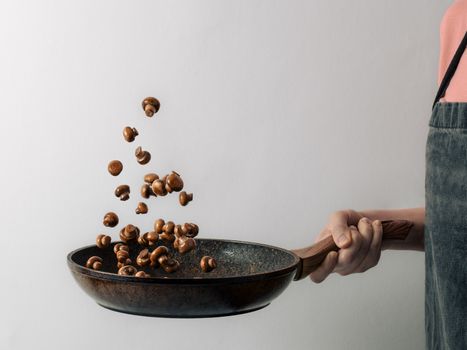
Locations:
67;239;300;318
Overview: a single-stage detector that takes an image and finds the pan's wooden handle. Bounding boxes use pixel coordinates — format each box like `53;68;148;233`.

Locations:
292;219;414;281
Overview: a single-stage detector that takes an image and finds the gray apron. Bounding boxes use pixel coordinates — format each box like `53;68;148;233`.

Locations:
425;30;467;349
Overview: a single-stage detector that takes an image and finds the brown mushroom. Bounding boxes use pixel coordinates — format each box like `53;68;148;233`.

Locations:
118;265;137;276
107;160;123;176
177;236;196;255
179;191;193;206
166;171;184;192
113;243;129;254
123;126;138;142
182;223;199;238
135;146;151;165
142;97;160;117
144;173;159;184
117;258;132;268
151;179;167;196
162;221;175;234
96;234;111;249
200;256;217;272
149;246;169;267
117;258;132;269
137;232;150;246
174;224;183;238
119;224;140;243
116;250;130;263
165;182;173;194
136;249;150;267
135;271;150;278
154;219;165;234
161;258;180;273
140;184;154;199
135;202;148;214
146;231;159;246
103;212;119;227
86;256;103;270
159;232;175;243
115;185;130;201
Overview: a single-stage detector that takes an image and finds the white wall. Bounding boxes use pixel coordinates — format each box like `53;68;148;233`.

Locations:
0;1;451;349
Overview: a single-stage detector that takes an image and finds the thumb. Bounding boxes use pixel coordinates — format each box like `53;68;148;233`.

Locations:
330;223;352;249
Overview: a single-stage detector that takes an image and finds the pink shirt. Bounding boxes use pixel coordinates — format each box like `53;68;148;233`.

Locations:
439;0;467;102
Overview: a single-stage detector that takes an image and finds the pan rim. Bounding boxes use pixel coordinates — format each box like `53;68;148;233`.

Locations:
67;238;300;284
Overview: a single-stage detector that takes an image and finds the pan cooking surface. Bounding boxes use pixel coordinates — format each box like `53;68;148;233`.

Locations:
69;239;299;280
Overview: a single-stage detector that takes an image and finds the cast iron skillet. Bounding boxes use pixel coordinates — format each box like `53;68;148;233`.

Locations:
67;220;412;318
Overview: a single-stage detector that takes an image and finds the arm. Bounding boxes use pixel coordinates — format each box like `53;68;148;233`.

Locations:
308;207;425;283
358;207;425;251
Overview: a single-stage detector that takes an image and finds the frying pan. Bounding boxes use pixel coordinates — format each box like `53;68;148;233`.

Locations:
67;219;412;318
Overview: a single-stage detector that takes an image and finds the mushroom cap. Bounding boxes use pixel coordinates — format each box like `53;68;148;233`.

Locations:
137;151;151;165
162;259;180;273
115;184;130;196
151;179;167;196
150;246;169;262
135;271;150;278
123;126;138;141
86;256;103;268
140;184;152;198
96;234;111;248
107;160;123;176
178;237;196;254
154;218;165;233
113;243;129;254
166;172;184;192
136;202;148;214
144;173;159;183
146;231;159;244
118;265;137;276
163;221;175;233
142;97;160;113
103;212;119;227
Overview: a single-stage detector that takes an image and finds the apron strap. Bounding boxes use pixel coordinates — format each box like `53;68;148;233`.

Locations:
432;30;467;110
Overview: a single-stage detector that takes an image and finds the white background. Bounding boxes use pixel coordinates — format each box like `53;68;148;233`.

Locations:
0;1;451;349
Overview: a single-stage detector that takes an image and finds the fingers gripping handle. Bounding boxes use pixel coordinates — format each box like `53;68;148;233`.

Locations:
291;220;414;281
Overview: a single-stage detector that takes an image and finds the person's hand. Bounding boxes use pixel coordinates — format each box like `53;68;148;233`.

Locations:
309;209;383;283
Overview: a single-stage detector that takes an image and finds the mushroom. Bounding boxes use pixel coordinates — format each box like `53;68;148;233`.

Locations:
135;202;148;214
135;146;151;165
118;265;137;276
154;219;165;234
107;160;123;176
86;256;103;270
151;179;167;196
144;173;159;184
179;191;193;206
140;184;154;199
135;271;150;278
200;256;217;272
123;126;138;142
166;171;184;192
115;185;130;201
177;236;196;255
103;212;119;227
142;97;160;117
136;249;150;267
150;246;169;267
96;234;111;249
119;224;140;243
